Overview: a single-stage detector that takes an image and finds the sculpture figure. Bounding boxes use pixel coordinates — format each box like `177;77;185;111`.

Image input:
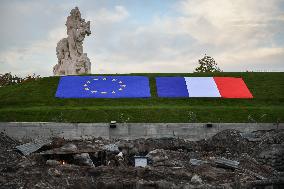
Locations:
53;7;92;75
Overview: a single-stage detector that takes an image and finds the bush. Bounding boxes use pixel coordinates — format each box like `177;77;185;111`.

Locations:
0;73;41;87
195;55;222;73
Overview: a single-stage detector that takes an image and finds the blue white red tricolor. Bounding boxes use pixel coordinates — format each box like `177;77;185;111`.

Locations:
156;77;253;98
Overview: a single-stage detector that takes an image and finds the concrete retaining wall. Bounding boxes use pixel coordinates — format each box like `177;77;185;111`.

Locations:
0;122;283;141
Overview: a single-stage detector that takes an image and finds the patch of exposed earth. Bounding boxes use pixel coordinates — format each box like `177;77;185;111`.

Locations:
0;129;283;189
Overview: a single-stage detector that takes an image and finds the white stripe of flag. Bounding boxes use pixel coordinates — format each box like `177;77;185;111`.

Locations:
184;77;221;97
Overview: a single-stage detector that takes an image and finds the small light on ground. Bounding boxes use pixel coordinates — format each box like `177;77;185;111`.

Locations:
109;121;117;128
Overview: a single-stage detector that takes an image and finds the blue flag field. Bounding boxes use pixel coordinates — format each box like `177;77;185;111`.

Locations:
56;76;151;98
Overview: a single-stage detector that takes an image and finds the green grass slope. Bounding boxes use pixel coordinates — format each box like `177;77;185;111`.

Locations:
0;72;283;123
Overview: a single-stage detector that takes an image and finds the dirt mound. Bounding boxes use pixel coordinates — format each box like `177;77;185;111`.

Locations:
0;129;283;189
197;129;256;157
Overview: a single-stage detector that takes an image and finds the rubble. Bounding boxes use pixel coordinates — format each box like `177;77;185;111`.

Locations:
73;153;94;167
214;157;239;170
146;149;169;164
258;144;284;171
60;143;78;152
191;174;203;184
190;158;207;166
102;143;119;152
241;132;260;142
15;139;51;155
46;160;61;166
40;143;97;155
0;129;284;188
48;168;62;177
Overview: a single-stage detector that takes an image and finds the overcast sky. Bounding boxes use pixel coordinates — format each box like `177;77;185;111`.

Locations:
0;0;284;76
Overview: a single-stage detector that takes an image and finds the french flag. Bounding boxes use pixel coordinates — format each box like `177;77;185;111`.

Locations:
156;77;253;98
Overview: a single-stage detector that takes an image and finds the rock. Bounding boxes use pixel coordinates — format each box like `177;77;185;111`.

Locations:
46;160;61;166
53;7;92;75
40;143;79;155
102;144;119;153
18;159;32;168
190;158;206;166
73;153;94;167
241;132;260;142
146;149;168;163
118;142;135;154
258;144;284;171
48;168;61;177
116;151;123;159
0;176;6;184
191;174;202;184
60;143;78;152
214;157;239;169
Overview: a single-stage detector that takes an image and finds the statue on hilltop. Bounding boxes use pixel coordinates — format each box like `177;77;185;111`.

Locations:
53;7;92;76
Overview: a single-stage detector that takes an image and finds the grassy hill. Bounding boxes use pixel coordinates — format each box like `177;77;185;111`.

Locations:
0;72;283;123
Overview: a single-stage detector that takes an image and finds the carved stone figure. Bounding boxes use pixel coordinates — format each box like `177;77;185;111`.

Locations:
53;7;92;76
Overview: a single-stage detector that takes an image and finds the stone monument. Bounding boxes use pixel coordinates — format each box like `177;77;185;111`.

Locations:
53;7;92;76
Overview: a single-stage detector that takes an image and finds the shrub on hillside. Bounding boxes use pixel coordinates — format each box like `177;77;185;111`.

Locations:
195;55;222;73
0;72;41;87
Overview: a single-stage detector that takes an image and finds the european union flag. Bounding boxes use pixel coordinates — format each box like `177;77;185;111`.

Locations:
56;76;151;98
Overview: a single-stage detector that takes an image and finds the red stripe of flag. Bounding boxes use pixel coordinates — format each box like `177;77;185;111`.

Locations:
213;77;253;98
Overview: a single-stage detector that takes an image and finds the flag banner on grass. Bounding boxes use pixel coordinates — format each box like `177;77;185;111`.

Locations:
156;77;253;98
56;76;151;98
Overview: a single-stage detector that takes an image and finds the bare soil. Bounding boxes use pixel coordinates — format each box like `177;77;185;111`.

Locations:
0;129;283;189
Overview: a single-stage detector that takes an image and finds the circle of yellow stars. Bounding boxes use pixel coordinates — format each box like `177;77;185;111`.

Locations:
83;77;127;95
